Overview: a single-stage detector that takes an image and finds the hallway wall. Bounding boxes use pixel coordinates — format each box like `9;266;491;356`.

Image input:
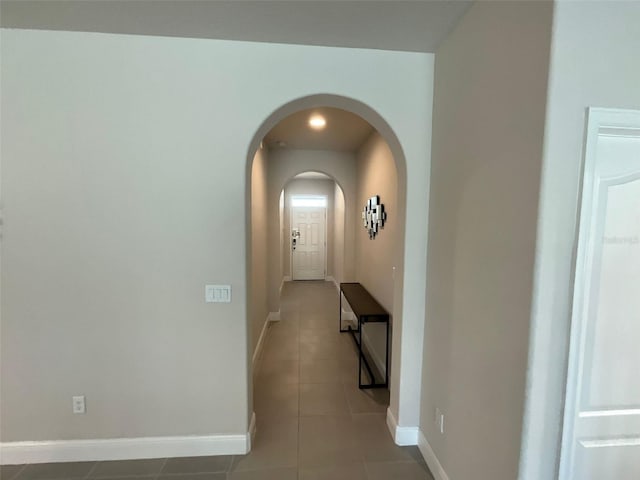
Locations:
1;27;434;452
354;132;398;378
421;2;553;479
333;183;346;285
250;146;269;357
266;149;356;313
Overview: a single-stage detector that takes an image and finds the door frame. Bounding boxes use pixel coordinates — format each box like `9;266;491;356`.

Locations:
289;195;328;281
558;107;640;477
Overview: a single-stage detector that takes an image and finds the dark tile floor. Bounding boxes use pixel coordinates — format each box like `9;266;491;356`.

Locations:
1;281;433;480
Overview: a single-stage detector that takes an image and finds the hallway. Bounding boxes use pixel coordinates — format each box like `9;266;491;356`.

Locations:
244;280;433;479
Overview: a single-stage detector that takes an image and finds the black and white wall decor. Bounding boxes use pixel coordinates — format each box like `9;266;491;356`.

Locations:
362;195;387;239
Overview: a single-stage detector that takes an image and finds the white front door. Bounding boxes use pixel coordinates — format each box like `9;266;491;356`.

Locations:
291;206;326;280
560;109;640;479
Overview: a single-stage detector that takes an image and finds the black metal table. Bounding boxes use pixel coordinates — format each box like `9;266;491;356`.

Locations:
339;282;389;389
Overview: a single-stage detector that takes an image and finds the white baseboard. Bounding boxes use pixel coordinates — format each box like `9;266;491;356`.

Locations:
252;316;271;370
0;433;249;465
339;309;356;332
385;408;419;446
252;312;280;370
418;430;450;480
279;276;291;296
341;309;356;321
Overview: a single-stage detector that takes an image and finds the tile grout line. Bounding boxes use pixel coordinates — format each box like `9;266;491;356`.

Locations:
226;454;232;475
7;464;26;480
362;459;373;480
154;457;168;480
347;382;369;474
83;461;99;479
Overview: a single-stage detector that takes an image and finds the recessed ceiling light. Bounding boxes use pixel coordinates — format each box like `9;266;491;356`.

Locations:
309;115;326;130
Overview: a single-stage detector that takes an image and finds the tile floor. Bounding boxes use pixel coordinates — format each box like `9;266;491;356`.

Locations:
1;281;433;480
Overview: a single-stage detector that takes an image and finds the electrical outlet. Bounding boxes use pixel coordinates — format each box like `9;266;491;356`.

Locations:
72;395;86;414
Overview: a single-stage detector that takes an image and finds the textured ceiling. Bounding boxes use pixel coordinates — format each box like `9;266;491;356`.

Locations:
1;0;472;53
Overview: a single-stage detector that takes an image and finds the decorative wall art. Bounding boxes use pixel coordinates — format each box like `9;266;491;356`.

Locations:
362;195;387;239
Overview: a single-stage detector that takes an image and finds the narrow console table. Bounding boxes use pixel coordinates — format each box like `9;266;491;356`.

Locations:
339;282;389;389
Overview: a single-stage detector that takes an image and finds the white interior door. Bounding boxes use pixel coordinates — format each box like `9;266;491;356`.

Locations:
291;206;326;280
560;109;640;480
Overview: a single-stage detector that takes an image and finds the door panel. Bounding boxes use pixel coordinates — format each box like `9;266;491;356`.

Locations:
291;206;326;280
561;110;640;479
587;178;640;409
574;441;640;480
311;222;320;245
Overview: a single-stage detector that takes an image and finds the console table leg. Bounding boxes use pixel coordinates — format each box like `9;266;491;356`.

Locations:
358;317;363;388
385;320;390;387
339;291;342;331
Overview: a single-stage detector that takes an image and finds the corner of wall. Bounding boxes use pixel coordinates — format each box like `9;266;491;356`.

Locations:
385;408;419;446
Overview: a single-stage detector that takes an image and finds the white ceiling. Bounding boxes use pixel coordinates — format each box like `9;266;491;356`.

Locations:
0;0;471;53
264;107;374;152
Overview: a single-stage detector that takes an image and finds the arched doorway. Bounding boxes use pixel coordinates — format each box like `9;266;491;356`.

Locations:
246;94;411;445
279;171;347;284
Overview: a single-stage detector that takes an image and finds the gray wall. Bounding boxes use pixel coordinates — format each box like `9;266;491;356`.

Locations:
333;183;346;285
354;132;398;378
266;149;357;314
250;146;269;356
1;28;434;442
520;2;640;479
421;2;553;479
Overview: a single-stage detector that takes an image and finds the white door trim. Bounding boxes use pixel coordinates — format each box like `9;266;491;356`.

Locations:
558;107;640;478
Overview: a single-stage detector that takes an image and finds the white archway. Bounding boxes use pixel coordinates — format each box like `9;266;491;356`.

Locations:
279;171;347;285
246;94;413;443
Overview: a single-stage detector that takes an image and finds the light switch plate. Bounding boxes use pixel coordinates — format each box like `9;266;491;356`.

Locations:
205;285;232;303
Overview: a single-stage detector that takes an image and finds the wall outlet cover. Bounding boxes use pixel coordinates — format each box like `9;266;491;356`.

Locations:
72;395;86;414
